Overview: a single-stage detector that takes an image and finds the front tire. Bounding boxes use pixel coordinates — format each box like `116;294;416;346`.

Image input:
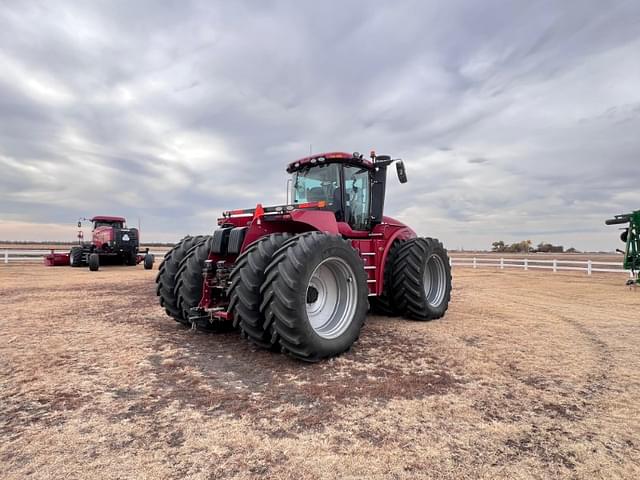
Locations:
70;247;84;267
88;253;99;271
391;237;451;320
260;232;368;362
125;251;137;266
143;253;154;270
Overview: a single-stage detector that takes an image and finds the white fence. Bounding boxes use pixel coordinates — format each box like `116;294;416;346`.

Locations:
2;249;168;263
1;250;634;279
450;256;634;279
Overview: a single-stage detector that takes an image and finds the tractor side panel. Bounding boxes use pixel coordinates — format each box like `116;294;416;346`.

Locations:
238;209;340;254
199;209;342;312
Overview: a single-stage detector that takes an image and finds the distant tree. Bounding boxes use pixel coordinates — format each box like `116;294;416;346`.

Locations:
492;240;506;252
504;240;533;253
566;247;579;253
536;242;564;253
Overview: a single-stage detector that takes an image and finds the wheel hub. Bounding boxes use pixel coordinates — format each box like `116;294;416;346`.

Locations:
305;257;358;339
423;253;447;308
306;286;319;304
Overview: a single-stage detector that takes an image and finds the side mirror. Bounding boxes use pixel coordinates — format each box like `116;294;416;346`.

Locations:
396;160;408;183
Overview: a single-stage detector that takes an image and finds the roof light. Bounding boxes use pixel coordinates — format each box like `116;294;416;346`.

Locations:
318;157;325;162
310;158;317;164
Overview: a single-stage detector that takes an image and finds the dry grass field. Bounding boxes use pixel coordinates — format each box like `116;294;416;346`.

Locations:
1;264;638;479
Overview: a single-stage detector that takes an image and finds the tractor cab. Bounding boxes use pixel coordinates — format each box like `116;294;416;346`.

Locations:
287;152;407;231
91;216;126;230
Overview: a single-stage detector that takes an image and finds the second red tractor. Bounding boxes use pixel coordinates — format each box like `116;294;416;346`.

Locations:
69;216;154;271
156;152;452;361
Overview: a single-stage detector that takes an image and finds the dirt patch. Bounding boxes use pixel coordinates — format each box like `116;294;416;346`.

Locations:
1;265;639;479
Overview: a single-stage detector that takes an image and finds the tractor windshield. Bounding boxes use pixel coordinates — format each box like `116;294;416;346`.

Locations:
291;163;341;209
94;221;124;229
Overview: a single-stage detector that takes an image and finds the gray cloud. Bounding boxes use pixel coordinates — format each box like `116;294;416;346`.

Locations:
0;0;639;249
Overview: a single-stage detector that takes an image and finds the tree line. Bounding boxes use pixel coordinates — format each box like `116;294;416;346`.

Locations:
491;240;578;253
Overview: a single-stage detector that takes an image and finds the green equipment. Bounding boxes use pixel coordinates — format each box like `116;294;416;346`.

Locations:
606;210;640;285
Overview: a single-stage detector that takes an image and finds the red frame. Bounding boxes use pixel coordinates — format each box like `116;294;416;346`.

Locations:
199;210;415;314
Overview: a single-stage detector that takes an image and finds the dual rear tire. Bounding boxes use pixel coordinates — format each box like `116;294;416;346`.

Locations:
156;235;208;325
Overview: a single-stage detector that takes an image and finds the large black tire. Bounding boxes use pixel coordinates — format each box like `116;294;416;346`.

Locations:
143;253;154;270
174;236;230;331
125;251;137;266
391;237;451;321
69;247;84;267
369;239;404;316
156;235;206;326
621;229;628;243
88;253;99;272
227;233;292;349
260;232;368;362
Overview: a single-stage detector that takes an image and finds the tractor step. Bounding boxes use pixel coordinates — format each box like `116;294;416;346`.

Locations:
359;251;378;294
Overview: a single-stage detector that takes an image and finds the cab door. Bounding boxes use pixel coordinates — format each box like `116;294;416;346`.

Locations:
343;164;372;231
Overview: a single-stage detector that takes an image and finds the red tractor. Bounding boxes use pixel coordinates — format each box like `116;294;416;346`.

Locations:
67;216;154;271
156;152;451;361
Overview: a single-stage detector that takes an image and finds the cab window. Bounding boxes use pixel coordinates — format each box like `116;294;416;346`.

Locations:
291;163;341;212
94;221;123;229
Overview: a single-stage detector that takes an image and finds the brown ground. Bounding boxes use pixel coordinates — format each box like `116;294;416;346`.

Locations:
0;265;638;479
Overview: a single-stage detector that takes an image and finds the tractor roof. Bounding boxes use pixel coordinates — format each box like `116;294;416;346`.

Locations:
286;151;374;173
91;215;126;223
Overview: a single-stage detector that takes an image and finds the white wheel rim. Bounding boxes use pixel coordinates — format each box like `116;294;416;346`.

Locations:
306;257;358;339
423;253;447;307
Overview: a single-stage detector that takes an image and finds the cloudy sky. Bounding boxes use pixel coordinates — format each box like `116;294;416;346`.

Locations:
1;1;639;250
